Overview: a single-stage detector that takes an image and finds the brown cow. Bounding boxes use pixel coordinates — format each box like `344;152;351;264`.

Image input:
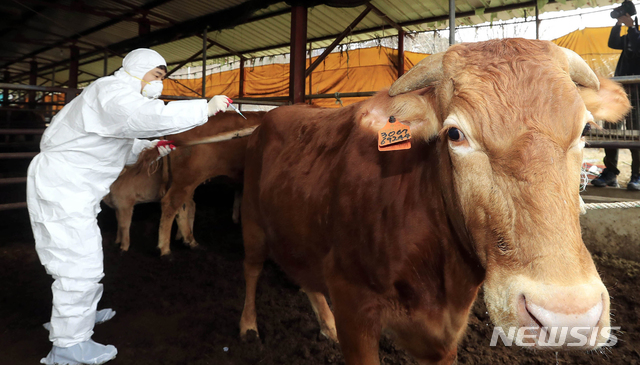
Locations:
104;111;264;254
238;39;630;364
103;157;200;252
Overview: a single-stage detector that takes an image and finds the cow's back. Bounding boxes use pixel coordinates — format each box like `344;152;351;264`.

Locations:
168;111;265;185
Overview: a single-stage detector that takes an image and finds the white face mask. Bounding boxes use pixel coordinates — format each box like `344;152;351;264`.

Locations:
141;80;164;99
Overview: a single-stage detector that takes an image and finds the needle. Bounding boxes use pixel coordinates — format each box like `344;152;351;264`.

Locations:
229;103;247;119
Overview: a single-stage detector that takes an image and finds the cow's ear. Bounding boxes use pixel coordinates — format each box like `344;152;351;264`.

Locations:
359;88;441;141
579;76;631;123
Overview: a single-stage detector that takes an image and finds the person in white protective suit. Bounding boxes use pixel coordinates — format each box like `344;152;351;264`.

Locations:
27;48;231;365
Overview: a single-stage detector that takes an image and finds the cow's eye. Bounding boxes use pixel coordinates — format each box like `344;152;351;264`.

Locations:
581;123;592;137
448;127;465;142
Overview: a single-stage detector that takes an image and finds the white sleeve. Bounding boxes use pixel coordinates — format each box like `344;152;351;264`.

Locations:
83;84;208;138
126;138;155;165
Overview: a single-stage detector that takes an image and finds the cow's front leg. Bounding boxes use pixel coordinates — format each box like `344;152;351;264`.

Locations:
116;203;134;251
329;276;382;365
304;290;338;342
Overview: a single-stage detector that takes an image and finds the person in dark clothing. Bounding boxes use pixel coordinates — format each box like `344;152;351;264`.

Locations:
591;13;640;190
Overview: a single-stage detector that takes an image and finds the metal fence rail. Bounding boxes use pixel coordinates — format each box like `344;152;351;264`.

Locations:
0;202;27;212
2;78;640;212
586;76;640;149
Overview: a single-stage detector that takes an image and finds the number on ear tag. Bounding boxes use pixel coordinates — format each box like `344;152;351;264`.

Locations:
378;116;411;151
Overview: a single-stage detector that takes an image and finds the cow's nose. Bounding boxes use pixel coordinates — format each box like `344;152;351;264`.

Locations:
516;291;608;348
524;298;602;330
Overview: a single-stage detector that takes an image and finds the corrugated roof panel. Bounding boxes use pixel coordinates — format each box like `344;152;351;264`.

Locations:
83;21;139;48
211;13;292;54
80;61;111;80
30;8;110;39
251;2;291;16
153;37;202;63
3;0;625;86
152;0;249;23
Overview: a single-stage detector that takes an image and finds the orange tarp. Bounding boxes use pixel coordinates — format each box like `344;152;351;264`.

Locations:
552;26;626;77
163;46;430;108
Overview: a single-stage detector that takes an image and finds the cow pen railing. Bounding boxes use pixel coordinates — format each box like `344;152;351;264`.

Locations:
0;83;81;123
586;76;640;149
2;77;640;212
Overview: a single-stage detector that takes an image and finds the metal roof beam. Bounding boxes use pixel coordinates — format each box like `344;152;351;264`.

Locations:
90;0;285;57
210;0;561;60
9;0;283;81
2;37;58;47
1;0;174;70
34;74;65;87
195;33;246;59
165;41;217;78
10;0;570;85
110;0;177;25
78;69;101;79
17;0;171;26
366;3;403;32
3;23;121;56
305;5;371;77
0;1;53;40
207;39;246;60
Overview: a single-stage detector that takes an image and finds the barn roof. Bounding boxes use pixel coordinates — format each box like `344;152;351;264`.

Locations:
0;0;617;87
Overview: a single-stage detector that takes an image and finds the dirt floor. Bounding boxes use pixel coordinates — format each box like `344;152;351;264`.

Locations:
1;183;639;365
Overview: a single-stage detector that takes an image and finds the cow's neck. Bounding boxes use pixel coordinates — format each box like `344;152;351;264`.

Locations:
337;130;485;317
402;139;485;308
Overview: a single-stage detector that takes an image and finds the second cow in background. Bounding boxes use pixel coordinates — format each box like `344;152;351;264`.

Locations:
103;111;265;255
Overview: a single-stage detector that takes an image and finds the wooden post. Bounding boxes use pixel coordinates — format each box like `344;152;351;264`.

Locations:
289;5;307;104
67;46;79;103
239;57;245;98
308;42;313;103
398;30;405;78
535;1;540;40
202;27;207;98
68;45;79;89
139;17;151;35
449;0;455;45
103;50;109;76
50;66;55;115
29;60;38;108
2;71;9;107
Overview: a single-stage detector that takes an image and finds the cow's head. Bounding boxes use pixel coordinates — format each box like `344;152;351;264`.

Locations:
387;39;630;350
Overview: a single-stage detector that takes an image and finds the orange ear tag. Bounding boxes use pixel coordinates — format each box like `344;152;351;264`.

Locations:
378;116;411;151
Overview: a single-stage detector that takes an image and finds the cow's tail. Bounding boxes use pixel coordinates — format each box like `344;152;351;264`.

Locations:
160;154;172;196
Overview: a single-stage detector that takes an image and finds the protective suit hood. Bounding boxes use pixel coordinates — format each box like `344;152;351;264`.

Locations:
122;48;166;79
113;48;167;93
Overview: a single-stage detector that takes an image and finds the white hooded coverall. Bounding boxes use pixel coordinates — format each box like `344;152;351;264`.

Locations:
27;49;208;348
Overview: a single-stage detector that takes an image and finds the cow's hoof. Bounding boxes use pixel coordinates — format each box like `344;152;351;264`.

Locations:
184;239;200;248
159;253;174;262
190;243;205;251
320;328;339;343
241;329;260;343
